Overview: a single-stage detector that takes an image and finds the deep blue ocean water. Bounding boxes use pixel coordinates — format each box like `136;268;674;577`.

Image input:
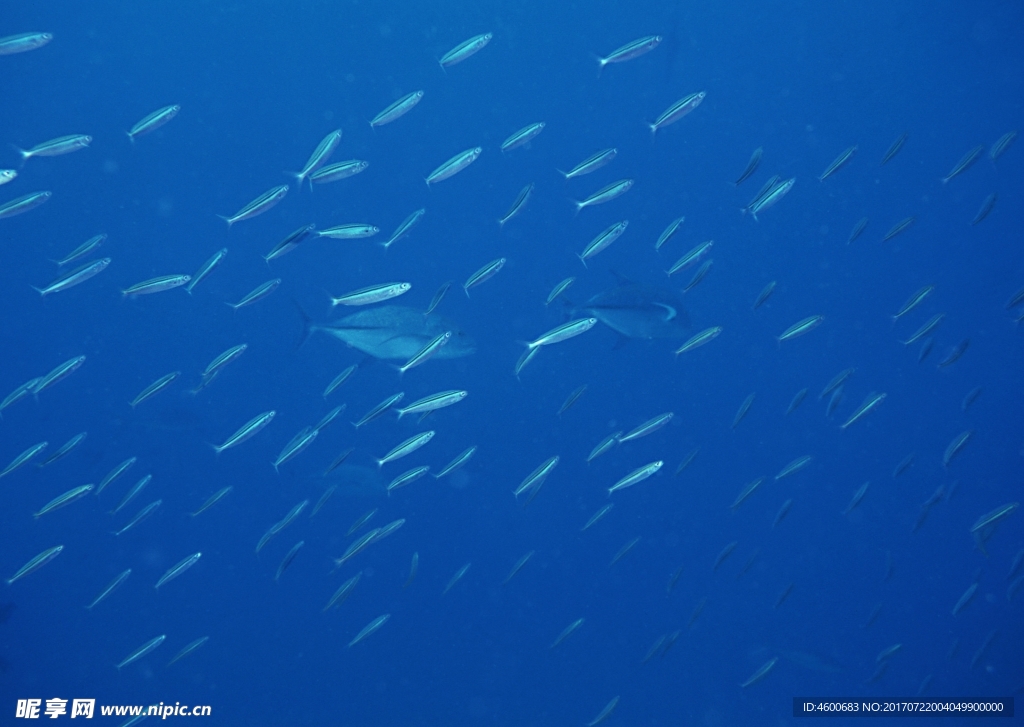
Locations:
1;1;1022;725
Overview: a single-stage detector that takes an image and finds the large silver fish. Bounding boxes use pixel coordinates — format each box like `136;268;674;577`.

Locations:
309;305;475;361
574;282;690;339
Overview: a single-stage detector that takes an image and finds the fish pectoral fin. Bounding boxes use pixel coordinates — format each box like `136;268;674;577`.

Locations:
653;303;677;321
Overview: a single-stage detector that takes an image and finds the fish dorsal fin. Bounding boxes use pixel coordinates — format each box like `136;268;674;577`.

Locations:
653;302;677;321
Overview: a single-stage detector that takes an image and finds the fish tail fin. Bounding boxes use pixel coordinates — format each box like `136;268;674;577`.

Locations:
216;214;234;228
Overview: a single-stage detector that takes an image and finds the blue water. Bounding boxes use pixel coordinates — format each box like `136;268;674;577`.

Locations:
1;1;1022;724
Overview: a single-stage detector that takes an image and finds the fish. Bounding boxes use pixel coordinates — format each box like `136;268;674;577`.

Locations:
34;484;93;518
167;636;209;667
0;441;50;479
844;482;870;514
323;365;356;398
111;475;151;516
218;185;288;227
952;583;978;616
122;275;190;297
0;191;52;219
310;160;368;185
819;368;854;400
7;545;63;584
558;148;617;179
375;431;434;468
596;35;661;71
732;393;755;429
187;248;228;291
847;217;869;244
310;487;337;518
311;307;475;364
33;258;111;296
498;184;534;227
325;450;355;477
331;282;411;307
550;618;585;648
86;569;131;609
324;573;362;611
272;428;318;471
648;92;705;137
503;551;534;584
753;281;776;309
731;478;764;511
777;315;823;342
579;221;628;265
33;356;86;394
116;635;166;670
892;286;933;321
943;430;972;468
426;147;482;185
818;146;857;180
54;233;106;266
582;504;614;530
741;658;778;688
546;277;575;306
514;456;559;498
264;226;313;262
882;216;915;241
396;390;468;419
501;123;545;152
734;148;763;185
990;131;1017;161
675;448;699;475
901;313;944;345
558;385;587;415
17;134;92;161
397;331;451;373
972;193;997;225
942;145;984;183
275;542;304;581
211;411;275;454
227;279;281;310
348;614;390;647
674;326;721;355
353;393;405;428
840;392;886;430
619;413;672;443
775;455;812;480
684;260;713;292
607;461;663;495
573;179;633;213
575;281;690;339
525;318;597;349
439;33;492;68
386;466;430;494
937;339;969;368
130;372;179;408
290;129;341;188
463;258;505;296
443;564;471;594
0;169;17;185
114;500;162;535
382;209;426;250
0;32;54;55
587;696;620;727
127;105;181;142
317;224;379;240
881;133;908;165
96;457;137;497
654;216;685;250
434;446;477;479
747;178;794;220
587;432;621;463
155;553;201;589
370;91;424;127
